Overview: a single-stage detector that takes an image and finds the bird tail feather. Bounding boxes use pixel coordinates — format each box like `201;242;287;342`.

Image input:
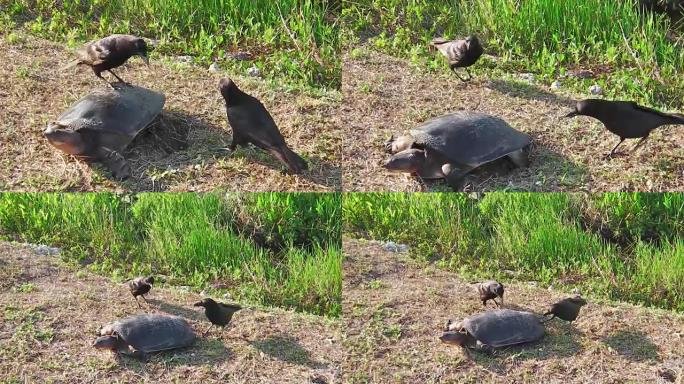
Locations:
270;146;308;174
673;113;684;124
60;59;82;71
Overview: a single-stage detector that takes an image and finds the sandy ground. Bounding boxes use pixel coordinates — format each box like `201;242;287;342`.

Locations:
0;241;341;383
342;47;684;192
342;238;684;383
0;32;341;192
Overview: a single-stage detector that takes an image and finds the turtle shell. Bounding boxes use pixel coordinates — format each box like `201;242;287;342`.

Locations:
102;314;195;353
410;112;531;168
52;85;164;152
462;309;544;348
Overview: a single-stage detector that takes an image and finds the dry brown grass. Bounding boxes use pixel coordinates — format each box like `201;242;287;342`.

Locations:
342;48;684;192
343;238;684;383
0;32;341;192
0;241;341;383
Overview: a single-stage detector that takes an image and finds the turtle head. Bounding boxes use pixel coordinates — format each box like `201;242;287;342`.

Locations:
134;38;149;65
383;148;426;174
440;331;470;347
385;134;413;154
44;122;87;155
93;334;123;351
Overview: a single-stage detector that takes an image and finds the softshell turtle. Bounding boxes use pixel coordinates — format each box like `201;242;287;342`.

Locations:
44;84;165;179
440;309;544;350
94;314;195;360
384;112;532;190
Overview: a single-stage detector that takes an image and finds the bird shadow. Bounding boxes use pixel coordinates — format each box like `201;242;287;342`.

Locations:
251;334;326;369
601;329;660;362
485;79;576;109
147;298;205;322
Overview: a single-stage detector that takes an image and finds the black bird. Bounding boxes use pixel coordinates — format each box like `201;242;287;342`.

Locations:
62;34;149;87
476;280;504;307
543;296;587;323
128;276;154;308
431;35;484;82
194;298;242;336
565;99;684;157
219;78;308;174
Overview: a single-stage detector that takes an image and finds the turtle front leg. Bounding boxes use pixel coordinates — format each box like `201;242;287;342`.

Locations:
94;147;131;180
508;147;531;168
441;163;473;191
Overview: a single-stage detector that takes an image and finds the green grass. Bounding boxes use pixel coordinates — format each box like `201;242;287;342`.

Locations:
0;192;342;317
0;0;340;91
344;192;684;312
343;0;684;108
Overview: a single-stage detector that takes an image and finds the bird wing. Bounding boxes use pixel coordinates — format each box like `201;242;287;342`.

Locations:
227;99;287;149
77;37;114;66
435;40;467;64
631;102;683;121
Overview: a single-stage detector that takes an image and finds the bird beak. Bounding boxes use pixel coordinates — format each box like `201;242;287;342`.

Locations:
564;110;578;118
193;301;203;307
141;54;149;65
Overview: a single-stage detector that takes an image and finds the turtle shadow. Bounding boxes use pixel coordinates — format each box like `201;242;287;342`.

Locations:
415;144;588;192
117;109;340;190
601;329;660;362
116;338;234;369
465;318;583;373
485;79;576;109
251;334;326;369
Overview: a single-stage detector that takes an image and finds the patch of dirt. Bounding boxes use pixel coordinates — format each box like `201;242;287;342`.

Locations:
0;32;341;192
342;48;684;192
0;241;341;383
342;238;684;383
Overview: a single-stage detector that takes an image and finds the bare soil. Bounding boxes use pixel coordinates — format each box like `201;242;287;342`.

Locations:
0;32;341;192
0;241;341;383
342;48;684;192
342;238;684;383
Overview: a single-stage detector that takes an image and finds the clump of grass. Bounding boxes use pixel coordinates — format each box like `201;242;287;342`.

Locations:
343;0;684;108
1;0;340;90
0;192;342;317
344;192;684;312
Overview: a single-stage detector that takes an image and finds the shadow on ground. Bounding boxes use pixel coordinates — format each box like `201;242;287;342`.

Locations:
485;79;576;109
252;334;326;369
602;329;660;362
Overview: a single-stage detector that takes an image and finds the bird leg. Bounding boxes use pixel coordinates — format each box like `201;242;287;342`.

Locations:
202;324;214;337
631;135;650;153
133;296;142;309
107;69;129;86
607;138;626;158
452;68;469;83
141;295;150;305
465;68;474;81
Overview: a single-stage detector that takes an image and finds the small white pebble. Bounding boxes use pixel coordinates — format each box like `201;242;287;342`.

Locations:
527;281;538;287
589;84;603;95
208;62;220;72
547;284;554;290
176;55;193;64
519;73;535;83
247;66;261;77
572;287;581;295
551;80;561;90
